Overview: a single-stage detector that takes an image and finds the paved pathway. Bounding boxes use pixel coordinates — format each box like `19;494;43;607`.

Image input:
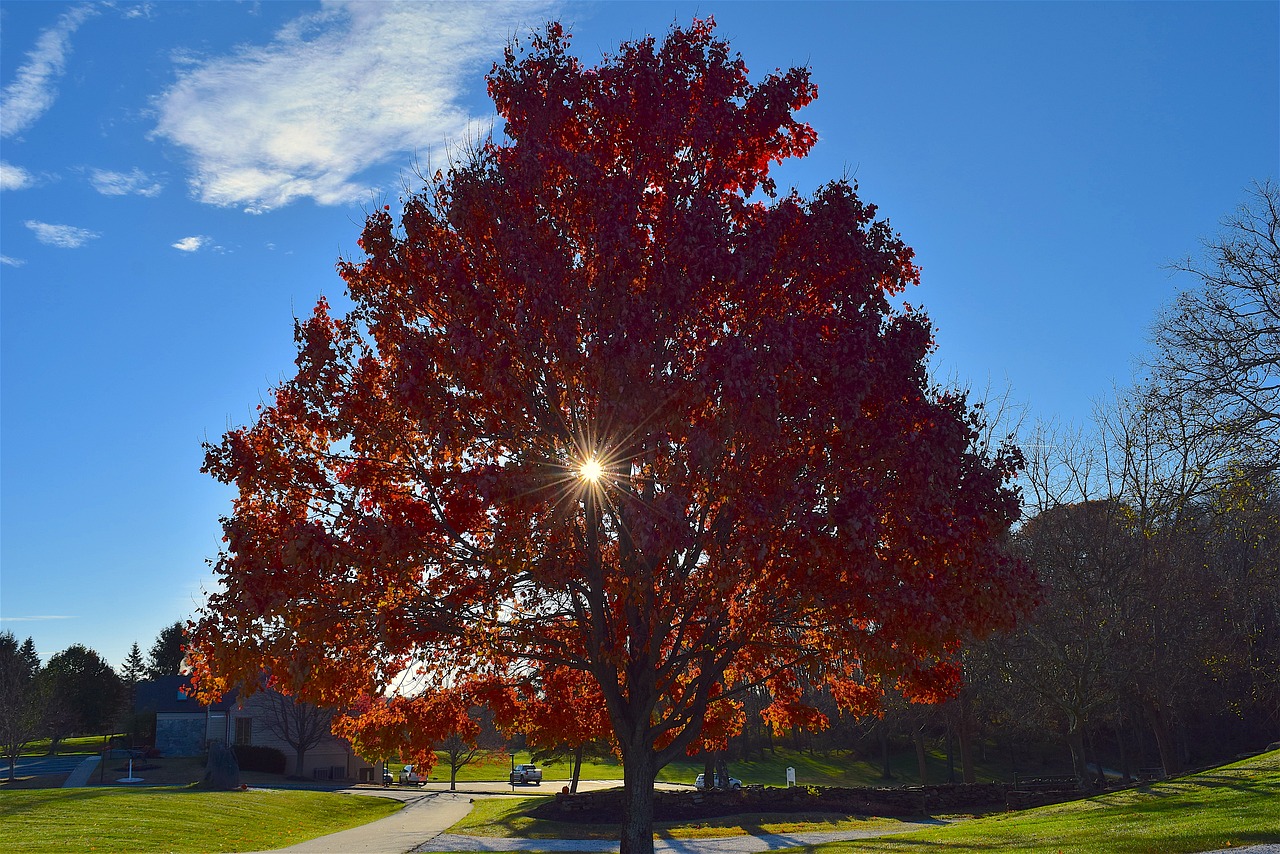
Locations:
241;791;474;854
5;754;93;780
61;755;101;787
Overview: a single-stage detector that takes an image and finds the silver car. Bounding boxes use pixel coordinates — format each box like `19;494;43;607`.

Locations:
398;764;427;786
694;772;742;790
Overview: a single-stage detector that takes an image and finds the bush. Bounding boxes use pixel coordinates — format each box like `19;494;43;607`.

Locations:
232;744;286;774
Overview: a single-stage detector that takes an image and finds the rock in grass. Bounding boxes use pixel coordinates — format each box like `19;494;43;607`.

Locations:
199;742;241;790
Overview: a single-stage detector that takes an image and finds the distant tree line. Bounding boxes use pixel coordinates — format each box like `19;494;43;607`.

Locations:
0;621;188;780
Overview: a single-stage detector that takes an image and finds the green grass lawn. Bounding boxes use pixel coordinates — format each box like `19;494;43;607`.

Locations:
781;749;1280;853
18;734;121;756
397;745;1013;788
0;786;402;853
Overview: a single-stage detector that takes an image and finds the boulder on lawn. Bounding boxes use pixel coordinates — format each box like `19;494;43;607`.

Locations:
199;742;241;790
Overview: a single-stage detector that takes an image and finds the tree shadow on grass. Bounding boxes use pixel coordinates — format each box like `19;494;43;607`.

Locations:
0;786;128;819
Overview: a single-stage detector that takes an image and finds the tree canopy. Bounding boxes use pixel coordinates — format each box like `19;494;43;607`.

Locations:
191;20;1035;850
44;644;122;737
147;622;186;678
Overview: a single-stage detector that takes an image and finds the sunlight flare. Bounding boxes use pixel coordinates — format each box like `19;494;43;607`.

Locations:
577;457;604;483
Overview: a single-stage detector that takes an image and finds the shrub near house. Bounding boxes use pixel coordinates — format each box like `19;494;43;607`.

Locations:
232;745;286;774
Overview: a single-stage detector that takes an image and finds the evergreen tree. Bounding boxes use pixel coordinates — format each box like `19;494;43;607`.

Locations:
18;637;40;678
122;643;146;688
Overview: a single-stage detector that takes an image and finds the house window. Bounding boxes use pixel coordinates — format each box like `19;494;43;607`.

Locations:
234;717;252;746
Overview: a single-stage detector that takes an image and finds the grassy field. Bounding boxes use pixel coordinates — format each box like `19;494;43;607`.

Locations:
0;786;402;853
435;750;1280;854
785;750;1280;853
18;734;120;756
396;745;1022;788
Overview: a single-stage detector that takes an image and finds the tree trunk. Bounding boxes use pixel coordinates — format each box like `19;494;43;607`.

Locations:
450;764;458;791
702;750;714;790
1115;716;1132;783
1065;723;1088;785
1144;700;1183;776
1085;727;1105;788
946;726;955;784
879;729;892;780
957;692;977;784
570;745;583;794
295;747;306;779
620;750;657;854
958;725;976;784
913;729;929;785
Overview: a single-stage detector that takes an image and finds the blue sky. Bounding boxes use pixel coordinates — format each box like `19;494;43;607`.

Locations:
2;1;1276;670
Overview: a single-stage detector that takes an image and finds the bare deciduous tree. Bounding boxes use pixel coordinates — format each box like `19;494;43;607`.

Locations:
0;633;46;781
1150;180;1280;476
257;690;333;778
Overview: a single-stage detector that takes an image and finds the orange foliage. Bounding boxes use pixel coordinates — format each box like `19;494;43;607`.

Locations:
190;20;1035;846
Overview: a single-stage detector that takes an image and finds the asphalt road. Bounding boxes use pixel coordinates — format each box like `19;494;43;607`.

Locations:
4;754;92;778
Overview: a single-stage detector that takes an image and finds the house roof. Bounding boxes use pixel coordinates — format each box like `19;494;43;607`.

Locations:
135;675;237;713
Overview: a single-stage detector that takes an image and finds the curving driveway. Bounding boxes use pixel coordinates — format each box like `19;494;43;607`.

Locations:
5;754;93;779
241;785;952;854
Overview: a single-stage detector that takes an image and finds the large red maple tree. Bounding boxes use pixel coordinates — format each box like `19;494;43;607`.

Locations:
190;20;1034;850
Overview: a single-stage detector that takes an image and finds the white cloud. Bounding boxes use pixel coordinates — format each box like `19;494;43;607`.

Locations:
0;615;75;622
1;255;28;267
1;5;98;138
172;235;208;252
1;160;36;191
153;1;554;212
116;2;155;20
90;167;164;197
24;220;101;248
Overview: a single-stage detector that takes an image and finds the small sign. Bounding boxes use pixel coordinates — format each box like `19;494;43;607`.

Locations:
786;766;796;787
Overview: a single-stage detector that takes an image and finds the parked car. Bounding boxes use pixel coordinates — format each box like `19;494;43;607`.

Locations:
510;763;543;785
399;764;427;786
695;772;742;790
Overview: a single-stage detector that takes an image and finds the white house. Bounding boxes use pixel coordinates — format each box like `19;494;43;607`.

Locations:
136;676;375;782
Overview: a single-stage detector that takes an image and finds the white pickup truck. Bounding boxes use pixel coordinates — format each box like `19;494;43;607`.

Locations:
510;763;543;785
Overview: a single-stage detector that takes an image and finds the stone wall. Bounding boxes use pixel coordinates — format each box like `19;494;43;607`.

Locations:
156;715;205;757
534;782;1080;822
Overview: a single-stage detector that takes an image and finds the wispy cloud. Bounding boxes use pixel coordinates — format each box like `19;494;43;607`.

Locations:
1;255;28;268
1;5;99;138
153;1;554;213
116;2;155;20
1;160;36;191
0;615;75;622
90;167;163;197
25;220;101;248
172;235;208;252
